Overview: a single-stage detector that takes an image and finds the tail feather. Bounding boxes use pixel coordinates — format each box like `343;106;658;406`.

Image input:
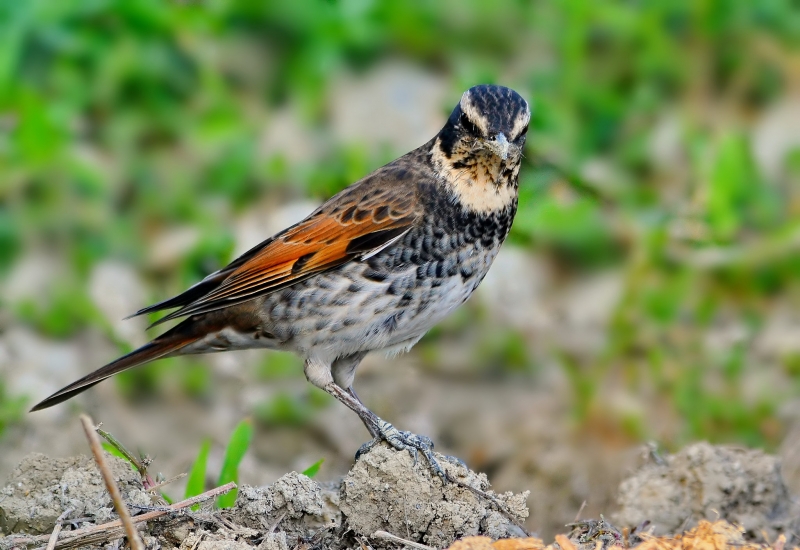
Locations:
30;323;202;412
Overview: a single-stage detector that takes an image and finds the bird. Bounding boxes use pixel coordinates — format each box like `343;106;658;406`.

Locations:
31;84;531;477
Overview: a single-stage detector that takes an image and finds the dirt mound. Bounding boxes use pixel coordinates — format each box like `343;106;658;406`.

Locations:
0;443;528;549
1;442;799;549
613;442;800;540
0;453;150;535
339;444;528;546
230;444;529;548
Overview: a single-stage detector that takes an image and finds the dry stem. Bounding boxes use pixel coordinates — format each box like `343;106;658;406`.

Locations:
80;414;145;550
45;509;72;550
371;530;436;550
1;482;235;550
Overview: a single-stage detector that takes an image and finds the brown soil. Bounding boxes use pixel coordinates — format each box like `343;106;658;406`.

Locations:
2;442;800;550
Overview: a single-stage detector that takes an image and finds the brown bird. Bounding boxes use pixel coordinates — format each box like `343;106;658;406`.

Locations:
32;84;531;476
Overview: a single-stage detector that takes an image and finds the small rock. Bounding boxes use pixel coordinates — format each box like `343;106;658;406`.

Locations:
232;471;335;543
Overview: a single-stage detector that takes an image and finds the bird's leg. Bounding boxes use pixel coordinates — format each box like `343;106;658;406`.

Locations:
346;386;381;439
305;357;444;478
325;383;444;478
331;353;380;439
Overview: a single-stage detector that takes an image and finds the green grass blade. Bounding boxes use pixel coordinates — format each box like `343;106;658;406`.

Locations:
185;438;211;510
301;458;324;478
216;418;253;508
101;442;130;462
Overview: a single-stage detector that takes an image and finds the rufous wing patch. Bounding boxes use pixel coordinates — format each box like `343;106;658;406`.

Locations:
150;182;418;323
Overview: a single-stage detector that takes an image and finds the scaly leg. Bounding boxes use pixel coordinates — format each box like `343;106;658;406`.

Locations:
325;383;444;478
305;357;444;478
346;386;381;439
331;353;380;439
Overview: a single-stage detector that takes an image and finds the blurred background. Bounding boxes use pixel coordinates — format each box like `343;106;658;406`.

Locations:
2;0;800;537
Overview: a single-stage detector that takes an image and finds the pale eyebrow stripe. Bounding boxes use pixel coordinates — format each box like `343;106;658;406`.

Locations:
460;94;489;135
510;103;531;139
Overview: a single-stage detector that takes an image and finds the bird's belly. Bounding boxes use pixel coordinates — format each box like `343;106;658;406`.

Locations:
259;244;499;360
374;272;477;343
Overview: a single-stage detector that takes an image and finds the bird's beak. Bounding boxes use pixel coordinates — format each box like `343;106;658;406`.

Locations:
484;133;511;160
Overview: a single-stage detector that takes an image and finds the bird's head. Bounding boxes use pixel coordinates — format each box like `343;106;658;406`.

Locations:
432;85;530;213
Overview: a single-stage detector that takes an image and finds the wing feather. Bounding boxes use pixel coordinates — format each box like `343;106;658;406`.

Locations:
142;173;419;326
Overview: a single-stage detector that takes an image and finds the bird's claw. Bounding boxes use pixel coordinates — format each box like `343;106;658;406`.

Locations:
356;419;445;478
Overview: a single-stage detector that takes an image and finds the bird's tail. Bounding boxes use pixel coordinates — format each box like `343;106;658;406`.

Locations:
30;320;203;412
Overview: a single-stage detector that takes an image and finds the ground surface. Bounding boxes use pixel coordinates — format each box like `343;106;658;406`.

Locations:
2;442;799;550
9;237;800;541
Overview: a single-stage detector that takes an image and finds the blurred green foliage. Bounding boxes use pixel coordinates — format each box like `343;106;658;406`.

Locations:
255;386;332;428
2;0;800;452
0;382;26;438
13;280;102;338
256;353;304;381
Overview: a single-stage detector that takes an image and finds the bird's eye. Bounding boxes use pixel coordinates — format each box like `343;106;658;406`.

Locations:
515;124;529;141
460;112;476;134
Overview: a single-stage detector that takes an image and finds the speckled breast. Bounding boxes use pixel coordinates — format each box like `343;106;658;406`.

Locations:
258;188;517;360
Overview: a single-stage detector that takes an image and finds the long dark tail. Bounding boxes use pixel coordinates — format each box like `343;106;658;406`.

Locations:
30;320;204;412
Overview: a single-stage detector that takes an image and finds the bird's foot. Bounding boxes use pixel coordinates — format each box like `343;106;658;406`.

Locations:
356;419;445;478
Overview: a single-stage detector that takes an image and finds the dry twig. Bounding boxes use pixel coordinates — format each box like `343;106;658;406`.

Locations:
573;500;587;523
80;414;145;550
45;509;73;550
371;530;436;550
147;472;188;492
268;511;288;534
1;483;236;550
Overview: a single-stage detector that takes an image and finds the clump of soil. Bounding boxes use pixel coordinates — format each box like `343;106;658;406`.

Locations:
338;444;528;547
233;472;340;545
2;442;799;550
613;442;800;540
228;444;529;549
0;453;150;535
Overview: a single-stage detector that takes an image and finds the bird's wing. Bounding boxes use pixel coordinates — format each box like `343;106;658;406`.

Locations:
135;172;418;327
